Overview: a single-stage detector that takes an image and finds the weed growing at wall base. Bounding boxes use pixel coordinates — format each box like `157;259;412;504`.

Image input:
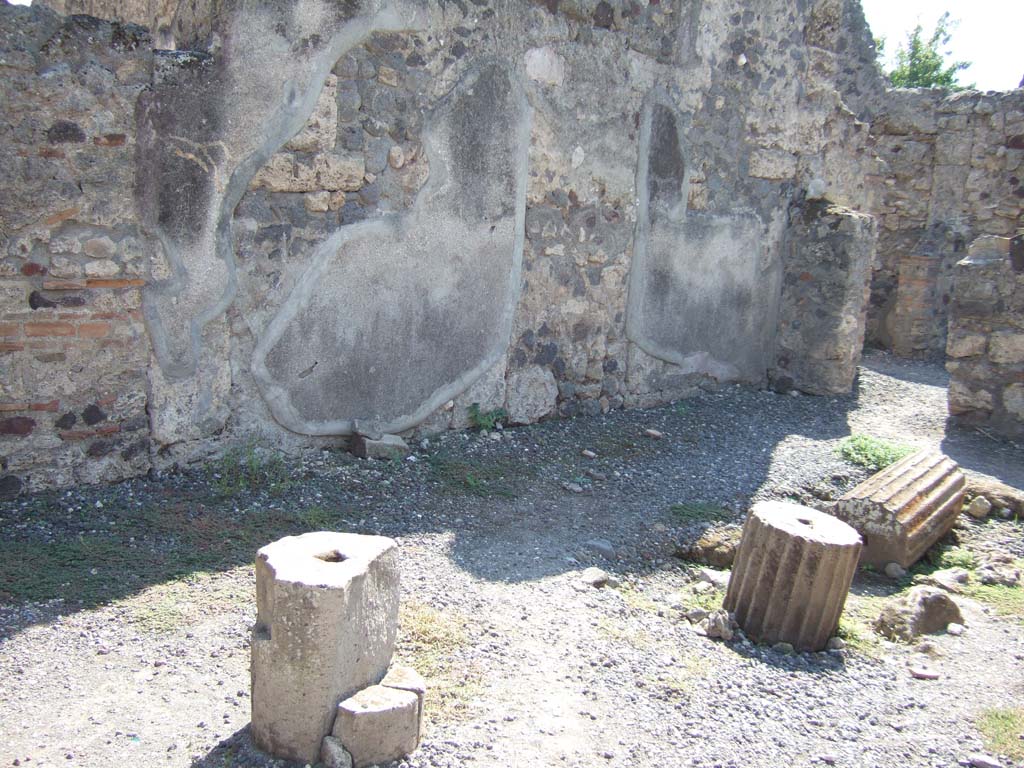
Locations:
212;442;292;496
467;403;507;431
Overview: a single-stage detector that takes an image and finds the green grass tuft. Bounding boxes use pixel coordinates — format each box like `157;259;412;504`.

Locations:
966;583;1024;622
836;434;916;472
669;502;725;524
977;707;1024;762
929;545;979;571
212;442;292;497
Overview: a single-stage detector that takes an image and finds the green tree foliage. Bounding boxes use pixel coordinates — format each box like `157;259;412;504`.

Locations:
878;12;973;90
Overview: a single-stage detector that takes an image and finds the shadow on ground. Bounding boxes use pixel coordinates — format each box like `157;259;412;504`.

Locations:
2;353;1020;638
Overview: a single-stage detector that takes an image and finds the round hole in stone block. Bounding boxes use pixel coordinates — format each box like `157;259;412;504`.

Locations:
316;550;347;563
797;517;813;526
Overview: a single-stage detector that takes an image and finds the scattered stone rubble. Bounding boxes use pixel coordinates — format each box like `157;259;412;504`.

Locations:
250;532;424;766
873;585;963;642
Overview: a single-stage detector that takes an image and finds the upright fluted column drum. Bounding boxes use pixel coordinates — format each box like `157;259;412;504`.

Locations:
724;501;862;652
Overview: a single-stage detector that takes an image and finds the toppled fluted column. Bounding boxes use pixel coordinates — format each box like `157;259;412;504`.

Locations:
724;502;862;652
251;532;399;764
833;449;965;568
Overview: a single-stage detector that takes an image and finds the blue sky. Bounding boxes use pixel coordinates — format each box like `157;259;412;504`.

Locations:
861;0;1024;91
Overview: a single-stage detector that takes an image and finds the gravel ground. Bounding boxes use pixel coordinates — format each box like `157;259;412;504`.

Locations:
1;350;1022;768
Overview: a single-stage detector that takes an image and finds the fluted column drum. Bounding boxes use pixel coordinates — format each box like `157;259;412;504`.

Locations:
724;501;862;652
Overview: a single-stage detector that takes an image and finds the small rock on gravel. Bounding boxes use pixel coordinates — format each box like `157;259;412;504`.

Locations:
642;428;663;439
884;562;907;579
966;496;992;519
321;736;353;768
909;665;940;680
698;568;730;589
700;609;734;641
968;755;1003;768
875;586;963;641
579;567;616;588
585;538;616;559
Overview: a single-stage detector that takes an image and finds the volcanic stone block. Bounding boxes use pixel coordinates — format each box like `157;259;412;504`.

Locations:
873;585;963;641
350;434;410;460
772;200;876;395
333;684;421;768
251;532;400;764
724;502;862;652
833;449;965;569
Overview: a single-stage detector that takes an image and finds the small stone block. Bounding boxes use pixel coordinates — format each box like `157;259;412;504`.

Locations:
381;665;427;710
380;664;427;742
321;736;353;768
334;685;421;768
351;434;410;460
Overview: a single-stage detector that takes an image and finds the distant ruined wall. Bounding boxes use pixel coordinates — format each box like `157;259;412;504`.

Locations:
946;236;1024;439
865;89;1024;357
0;0;882;495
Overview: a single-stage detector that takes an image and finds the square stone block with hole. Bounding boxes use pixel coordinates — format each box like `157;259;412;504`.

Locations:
833;449;965;569
333;683;422;768
250;532;399;764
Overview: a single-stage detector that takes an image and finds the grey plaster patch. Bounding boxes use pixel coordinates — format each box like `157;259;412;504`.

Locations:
138;0;426;382
626;89;780;382
251;62;531;436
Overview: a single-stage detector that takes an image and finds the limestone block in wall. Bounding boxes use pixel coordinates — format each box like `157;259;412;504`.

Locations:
1005;384;1024;420
946;330;987;359
833;450;965;569
524;46;565;87
505;366;558;425
771;200;875;395
251;532;400;764
748;148;797;180
989;331;1024;365
285;75;339;154
948;379;994;415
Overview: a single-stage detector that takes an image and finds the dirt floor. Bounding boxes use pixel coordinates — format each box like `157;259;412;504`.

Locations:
1;350;1022;768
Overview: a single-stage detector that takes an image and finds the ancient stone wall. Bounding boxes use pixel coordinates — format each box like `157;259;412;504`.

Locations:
946;235;1024;439
0;8;153;493
771;199;875;396
866;89;1024;356
0;0;882;494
